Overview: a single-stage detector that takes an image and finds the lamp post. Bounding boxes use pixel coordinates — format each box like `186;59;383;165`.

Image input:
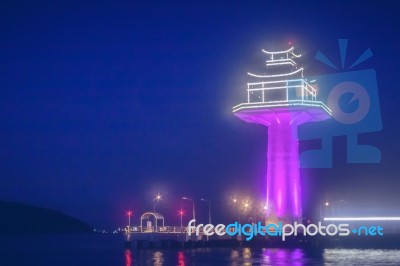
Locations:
232;197;240;223
262;203;268;221
201;198;211;241
126;210;132;232
153;194;161;212
243;201;250;223
179;210;184;228
182;197;195;228
201;198;211;225
319;201;330;221
325;200;347;219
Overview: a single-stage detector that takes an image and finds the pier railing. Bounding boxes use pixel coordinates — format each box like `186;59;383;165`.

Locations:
127;226;186;233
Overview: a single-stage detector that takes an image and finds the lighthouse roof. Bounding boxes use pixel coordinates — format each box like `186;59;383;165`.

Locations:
262;47;301;57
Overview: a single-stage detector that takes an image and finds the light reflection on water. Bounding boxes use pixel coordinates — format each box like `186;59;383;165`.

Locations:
2;235;400;265
152;251;163;266
323;249;400;265
124;249;133;266
177;251;185;266
131;247;400;266
261;248;307;266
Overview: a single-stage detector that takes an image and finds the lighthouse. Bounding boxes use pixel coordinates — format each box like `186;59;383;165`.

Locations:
233;47;331;224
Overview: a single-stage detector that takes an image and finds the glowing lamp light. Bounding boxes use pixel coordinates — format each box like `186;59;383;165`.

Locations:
153;194;162;212
126;210;132;230
178;209;185;227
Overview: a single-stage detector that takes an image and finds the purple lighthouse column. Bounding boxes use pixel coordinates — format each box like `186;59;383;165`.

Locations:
234;106;329;224
266;113;301;223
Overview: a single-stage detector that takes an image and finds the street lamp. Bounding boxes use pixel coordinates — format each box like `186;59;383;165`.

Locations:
243;201;251;223
182;197;195;227
328;200;347;217
201;198;211;241
259;202;269;222
201;198;211;224
232;197;240;223
126;210;132;232
319;201;330;221
178;209;184;228
153;194;162;212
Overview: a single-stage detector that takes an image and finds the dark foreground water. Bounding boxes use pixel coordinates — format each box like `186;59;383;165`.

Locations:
1;234;400;265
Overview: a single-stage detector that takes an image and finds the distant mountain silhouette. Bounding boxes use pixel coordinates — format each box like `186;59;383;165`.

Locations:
0;201;93;234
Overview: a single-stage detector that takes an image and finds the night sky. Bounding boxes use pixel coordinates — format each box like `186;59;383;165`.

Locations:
1;1;399;229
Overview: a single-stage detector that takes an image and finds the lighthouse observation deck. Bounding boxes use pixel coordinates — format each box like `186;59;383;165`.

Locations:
232;47;332;116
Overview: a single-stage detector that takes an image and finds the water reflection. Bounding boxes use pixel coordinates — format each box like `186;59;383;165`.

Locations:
231;249;240;258
127;247;400;265
6;235;400;265
124;249;133;266
177;251;185;266
230;248;253;266
242;247;252;266
261;248;306;265
323;249;400;265
152;251;164;266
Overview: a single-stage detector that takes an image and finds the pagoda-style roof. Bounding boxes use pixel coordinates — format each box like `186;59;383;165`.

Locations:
262;46;301;57
261;47;301;67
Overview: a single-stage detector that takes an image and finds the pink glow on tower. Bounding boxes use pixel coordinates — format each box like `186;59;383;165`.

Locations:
233;47;331;224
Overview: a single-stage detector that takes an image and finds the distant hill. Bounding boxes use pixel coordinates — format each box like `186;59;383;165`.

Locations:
0;201;93;234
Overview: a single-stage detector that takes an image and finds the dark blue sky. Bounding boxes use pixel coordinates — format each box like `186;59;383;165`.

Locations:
1;1;399;229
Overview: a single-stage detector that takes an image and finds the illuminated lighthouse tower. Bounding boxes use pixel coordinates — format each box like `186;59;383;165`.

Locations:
233;47;331;224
